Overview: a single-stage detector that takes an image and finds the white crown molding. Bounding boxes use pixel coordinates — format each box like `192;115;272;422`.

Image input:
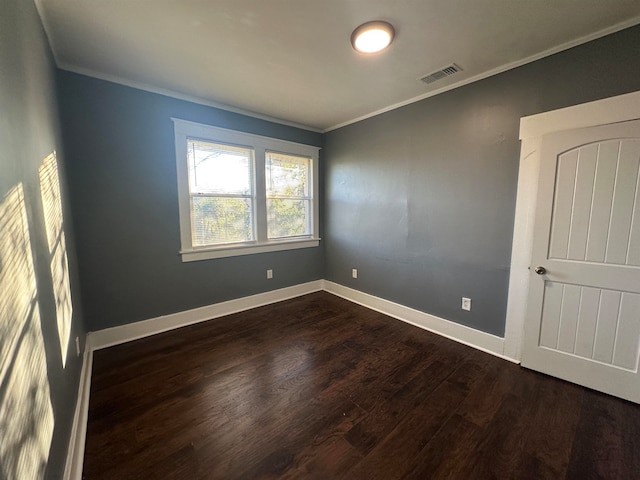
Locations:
324;15;640;132
55;62;324;134
35;0;319;134
36;0;639;135
33;0;61;64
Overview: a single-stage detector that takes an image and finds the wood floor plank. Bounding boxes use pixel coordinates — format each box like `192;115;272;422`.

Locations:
403;414;485;480
455;358;521;427
343;353;460;457
220;398;366;479
514;377;583;478
566;388;640;479
83;291;640;480
343;355;490;480
450;393;539;479
278;436;363;480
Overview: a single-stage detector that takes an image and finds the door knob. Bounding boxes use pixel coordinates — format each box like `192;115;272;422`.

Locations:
534;266;546;275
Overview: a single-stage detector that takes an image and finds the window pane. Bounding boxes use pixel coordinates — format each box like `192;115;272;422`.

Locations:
267;199;310;239
191;196;254;246
266;152;310;197
188;139;253;195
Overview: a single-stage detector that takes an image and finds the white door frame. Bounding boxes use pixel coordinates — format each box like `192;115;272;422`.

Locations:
503;90;640;361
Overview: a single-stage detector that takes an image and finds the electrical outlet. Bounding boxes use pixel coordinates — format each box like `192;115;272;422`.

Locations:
75;336;81;357
352;268;358;279
267;269;273;279
462;297;471;311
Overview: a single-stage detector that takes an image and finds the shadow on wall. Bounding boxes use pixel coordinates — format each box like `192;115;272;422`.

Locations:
0;152;73;479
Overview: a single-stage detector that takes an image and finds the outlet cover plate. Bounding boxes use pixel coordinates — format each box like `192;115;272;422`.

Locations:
462;297;471;311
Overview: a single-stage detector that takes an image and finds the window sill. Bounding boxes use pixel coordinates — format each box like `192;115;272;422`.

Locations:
180;238;321;262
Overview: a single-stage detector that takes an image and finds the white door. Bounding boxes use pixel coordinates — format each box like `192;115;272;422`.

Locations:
522;119;640;403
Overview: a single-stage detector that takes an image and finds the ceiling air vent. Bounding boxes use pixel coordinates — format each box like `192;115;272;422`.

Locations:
419;63;463;85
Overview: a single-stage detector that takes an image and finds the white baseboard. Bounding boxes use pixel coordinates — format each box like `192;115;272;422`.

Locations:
323;281;518;363
88;279;512;360
64;339;93;480
68;278;517;477
89;280;324;350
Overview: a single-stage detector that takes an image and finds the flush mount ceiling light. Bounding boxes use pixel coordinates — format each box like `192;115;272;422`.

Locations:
351;21;395;54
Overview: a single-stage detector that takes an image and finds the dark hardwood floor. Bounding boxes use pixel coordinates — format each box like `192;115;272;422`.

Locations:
83;292;640;479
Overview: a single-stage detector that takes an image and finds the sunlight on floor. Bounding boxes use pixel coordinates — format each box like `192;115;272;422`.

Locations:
0;184;54;479
39;152;73;367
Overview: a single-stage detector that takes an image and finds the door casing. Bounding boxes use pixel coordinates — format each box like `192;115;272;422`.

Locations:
504;90;640;362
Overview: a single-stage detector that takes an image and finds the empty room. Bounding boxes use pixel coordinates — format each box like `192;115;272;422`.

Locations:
2;0;640;478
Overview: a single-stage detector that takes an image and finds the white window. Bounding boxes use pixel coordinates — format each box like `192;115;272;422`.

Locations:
173;119;320;261
266;152;313;239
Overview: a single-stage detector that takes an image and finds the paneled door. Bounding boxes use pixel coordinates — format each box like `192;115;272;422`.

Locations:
522;119;640;403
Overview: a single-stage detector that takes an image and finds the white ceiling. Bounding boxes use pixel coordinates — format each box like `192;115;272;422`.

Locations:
36;1;640;132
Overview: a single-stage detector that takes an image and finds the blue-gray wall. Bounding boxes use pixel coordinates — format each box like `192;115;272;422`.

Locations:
56;26;640;338
4;6;636;477
0;0;85;477
324;25;640;336
57;72;324;331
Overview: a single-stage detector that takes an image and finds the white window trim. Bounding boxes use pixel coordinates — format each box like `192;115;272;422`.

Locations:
173;118;321;261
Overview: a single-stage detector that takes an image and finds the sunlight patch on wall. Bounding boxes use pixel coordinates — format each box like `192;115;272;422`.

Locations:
0;184;54;480
39;152;73;367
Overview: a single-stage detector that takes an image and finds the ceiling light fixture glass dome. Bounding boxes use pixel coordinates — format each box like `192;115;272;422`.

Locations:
351;21;395;53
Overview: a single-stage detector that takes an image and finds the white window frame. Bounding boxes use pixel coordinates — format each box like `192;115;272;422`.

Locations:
173;118;320;261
